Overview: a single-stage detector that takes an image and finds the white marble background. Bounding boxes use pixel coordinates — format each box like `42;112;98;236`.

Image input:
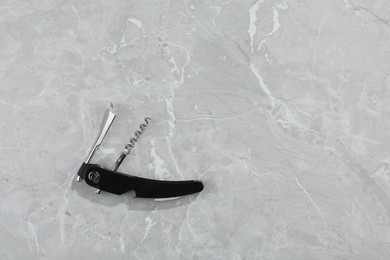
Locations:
1;0;390;259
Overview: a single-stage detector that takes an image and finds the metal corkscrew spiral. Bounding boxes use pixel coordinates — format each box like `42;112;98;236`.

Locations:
95;117;151;194
125;117;151;150
114;117;151;170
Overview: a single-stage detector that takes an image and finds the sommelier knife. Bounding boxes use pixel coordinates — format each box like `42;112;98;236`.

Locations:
76;104;204;199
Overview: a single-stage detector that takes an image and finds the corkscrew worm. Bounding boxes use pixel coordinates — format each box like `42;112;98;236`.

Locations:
95;117;152;194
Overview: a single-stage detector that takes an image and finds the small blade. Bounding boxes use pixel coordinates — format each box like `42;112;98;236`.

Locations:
84;103;116;164
77;104;116;182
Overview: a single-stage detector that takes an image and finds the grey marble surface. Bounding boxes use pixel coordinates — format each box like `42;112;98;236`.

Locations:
1;0;390;259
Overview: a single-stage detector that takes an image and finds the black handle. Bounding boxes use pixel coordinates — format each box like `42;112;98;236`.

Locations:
77;163;203;198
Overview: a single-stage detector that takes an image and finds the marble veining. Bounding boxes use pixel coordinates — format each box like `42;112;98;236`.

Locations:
1;0;390;259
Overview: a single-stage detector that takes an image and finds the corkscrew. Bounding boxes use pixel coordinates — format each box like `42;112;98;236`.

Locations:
76;104;203;199
95;117;151;194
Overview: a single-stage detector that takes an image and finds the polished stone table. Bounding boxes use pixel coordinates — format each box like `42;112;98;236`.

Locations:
1;0;390;259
